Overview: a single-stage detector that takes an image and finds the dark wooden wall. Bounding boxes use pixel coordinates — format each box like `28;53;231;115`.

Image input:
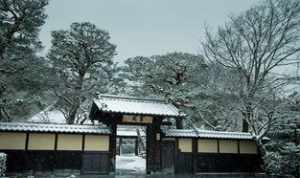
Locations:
176;153;193;174
81;152;110;174
2;150;110;174
196;153;261;173
161;139;262;174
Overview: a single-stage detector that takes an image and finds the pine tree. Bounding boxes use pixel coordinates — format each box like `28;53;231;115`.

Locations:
0;0;50;121
48;22;123;124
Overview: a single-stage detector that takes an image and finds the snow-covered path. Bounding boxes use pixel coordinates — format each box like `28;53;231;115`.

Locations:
116;154;146;175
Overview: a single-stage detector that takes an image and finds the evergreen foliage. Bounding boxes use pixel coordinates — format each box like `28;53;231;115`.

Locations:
0;0;50;121
48;22;125;124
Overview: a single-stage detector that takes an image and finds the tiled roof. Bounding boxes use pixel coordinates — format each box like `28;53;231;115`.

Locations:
93;94;184;117
0;122;111;134
164;129;199;138
163;129;255;140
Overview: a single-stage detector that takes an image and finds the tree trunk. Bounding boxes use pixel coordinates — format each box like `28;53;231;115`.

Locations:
256;139;267;174
0;109;5;121
67;109;77;124
242;104;252;132
0;106;10;122
66;97;81;124
66;72;85;124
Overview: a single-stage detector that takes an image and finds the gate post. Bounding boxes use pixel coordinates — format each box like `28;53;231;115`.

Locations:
146;117;162;174
109;122;117;173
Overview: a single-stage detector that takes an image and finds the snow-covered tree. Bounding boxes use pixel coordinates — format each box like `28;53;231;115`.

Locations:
0;0;50;121
122;52;235;129
123;52;207;106
48;22;124;124
203;0;300;132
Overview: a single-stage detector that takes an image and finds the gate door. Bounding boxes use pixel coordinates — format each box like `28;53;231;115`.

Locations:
161;140;175;173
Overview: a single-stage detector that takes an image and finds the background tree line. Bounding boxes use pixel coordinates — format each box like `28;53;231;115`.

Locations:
0;0;300;177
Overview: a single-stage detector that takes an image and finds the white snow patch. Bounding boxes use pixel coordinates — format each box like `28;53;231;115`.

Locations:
28;109;66;123
28;109;93;124
116;154;146;174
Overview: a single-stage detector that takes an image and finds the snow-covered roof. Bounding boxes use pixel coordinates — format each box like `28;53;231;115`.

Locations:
0;122;111;135
164;129;199;138
93;94;184;117
163;129;255;140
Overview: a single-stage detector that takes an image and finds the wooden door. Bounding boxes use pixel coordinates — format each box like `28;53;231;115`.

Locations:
161;141;175;173
81;153;109;174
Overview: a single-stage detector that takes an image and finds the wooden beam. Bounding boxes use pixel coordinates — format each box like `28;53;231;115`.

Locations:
109;121;117;173
174;138;179;174
237;140;240;154
192;138;198;174
54;133;58;150
82;134;85;151
25;133;29;150
217;139;220;153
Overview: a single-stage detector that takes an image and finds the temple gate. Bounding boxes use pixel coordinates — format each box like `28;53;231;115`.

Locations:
89;94;184;174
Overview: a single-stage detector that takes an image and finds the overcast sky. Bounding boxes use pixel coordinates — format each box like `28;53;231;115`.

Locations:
39;0;259;63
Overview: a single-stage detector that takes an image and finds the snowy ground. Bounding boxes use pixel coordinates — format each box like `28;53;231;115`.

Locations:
116;154;146;175
79;174;268;178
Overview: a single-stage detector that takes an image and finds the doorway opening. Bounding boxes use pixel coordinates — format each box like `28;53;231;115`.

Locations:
115;125;146;175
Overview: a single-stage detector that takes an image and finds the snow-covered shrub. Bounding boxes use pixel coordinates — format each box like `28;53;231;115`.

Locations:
264;116;300;178
263;151;282;175
0;153;7;176
280;143;300;177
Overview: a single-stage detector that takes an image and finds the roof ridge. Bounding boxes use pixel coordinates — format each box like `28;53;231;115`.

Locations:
168;129;253;136
196;129;252;135
93;94;183;117
0;122;107;128
98;94;166;103
163;129;254;139
0;122;111;134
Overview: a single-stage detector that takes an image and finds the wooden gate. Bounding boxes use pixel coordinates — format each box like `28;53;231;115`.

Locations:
161;140;175;173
